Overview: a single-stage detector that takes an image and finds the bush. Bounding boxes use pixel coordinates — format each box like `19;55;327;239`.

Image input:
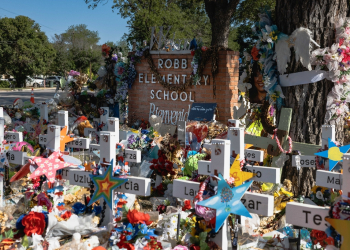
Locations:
0;81;10;88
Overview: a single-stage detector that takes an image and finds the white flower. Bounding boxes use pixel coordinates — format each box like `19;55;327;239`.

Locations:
316;191;324;200
238;70;252;92
31;206;43;213
328;70;341;82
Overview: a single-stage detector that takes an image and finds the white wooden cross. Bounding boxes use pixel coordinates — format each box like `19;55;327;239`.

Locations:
40;103;49;122
286;153;350;235
100;107;109;131
58;110;69;129
198;123;276;216
173;139;230;249
290;125;334;170
244;108;321;167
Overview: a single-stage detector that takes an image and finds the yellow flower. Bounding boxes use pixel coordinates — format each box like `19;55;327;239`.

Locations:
198;220;211;233
311;186;327;194
270;94;278;101
191;227;197;237
192;216;197;223
241;92;246;97
269;32;278;41
280;187;293;198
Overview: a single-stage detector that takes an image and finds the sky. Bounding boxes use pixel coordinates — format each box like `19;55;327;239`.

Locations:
0;0;129;43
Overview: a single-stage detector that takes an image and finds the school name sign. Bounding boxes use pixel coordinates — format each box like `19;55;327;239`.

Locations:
129;50;239;124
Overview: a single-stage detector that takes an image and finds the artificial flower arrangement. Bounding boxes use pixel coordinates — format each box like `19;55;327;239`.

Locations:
150;151;176;177
310;18;350;123
127;128;156;151
110;209;160;250
309;186;333;206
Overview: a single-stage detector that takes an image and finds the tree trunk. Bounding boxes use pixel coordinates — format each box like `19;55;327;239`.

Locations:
204;0;239;47
276;0;348;196
14;74;26;88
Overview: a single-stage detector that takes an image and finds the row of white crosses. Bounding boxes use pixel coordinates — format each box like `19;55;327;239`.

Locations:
1;105;148;227
0;106;37;207
44;107;149;227
172;118;280;249
286;124;346;232
286;154;350;234
170;108;334;248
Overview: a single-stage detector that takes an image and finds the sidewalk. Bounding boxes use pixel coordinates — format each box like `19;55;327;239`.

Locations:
0;87;57;92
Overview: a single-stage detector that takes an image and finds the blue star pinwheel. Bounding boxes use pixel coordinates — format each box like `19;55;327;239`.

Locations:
197;174;252;232
88;163;128;209
314;138;350;171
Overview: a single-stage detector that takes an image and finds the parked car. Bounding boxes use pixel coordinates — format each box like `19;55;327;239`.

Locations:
45;76;62;87
33;76;44;80
26;76;44;88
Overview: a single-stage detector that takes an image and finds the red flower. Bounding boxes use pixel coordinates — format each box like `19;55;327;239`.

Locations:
117;199;127;208
31;177;40;184
127;209;152;225
21;212;46;236
147;237;163;250
156;204;167;214
251;46;260;61
57;205;65;211
60;211;72;220
102;44;111;57
325;237;335;246
55;192;63;196
311;230;327;242
117;235;135;250
190;245;200;250
182;200;192;211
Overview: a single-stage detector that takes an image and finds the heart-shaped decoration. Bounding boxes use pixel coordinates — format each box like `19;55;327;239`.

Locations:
0;158;5;163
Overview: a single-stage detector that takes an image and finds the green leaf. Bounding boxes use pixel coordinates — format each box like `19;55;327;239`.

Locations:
4;229;13;239
200;241;210;250
22;235;29;248
199;231;207;241
123;204;129;213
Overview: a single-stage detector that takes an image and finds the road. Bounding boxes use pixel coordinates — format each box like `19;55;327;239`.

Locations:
0;88;57;106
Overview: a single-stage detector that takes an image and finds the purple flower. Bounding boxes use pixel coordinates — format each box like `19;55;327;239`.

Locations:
338;48;343;55
128;135;136;144
69;70;80;76
112;54;118;62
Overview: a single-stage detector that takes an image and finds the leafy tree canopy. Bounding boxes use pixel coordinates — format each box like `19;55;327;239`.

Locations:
0;16;55;87
86;0;211;46
85;0;275;53
51;24;103;76
230;0;276;55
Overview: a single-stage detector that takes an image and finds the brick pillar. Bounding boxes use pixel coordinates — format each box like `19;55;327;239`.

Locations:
128;50;239;124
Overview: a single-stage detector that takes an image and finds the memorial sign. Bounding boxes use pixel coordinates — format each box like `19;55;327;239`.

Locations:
129;50;240;124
